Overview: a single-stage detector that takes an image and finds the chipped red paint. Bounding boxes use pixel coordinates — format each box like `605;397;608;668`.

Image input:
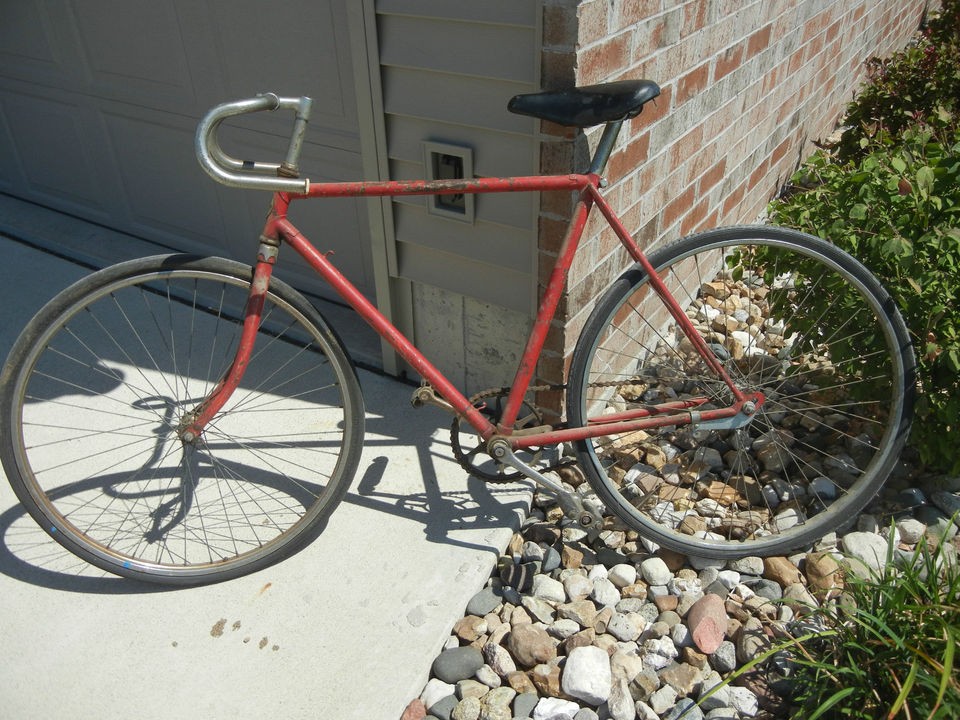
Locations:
303;174;589;199
183;169;751;451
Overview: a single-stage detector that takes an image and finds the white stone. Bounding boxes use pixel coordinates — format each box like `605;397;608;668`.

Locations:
640;557;673;586
727;686;759;716
532;575;566;603
607;563;638;588
591;577;622;608
548;618;581;639
421;678;456;710
532;697;581;720
561;645;612;705
563;573;594;601
716;570;740;589
896;518;927;545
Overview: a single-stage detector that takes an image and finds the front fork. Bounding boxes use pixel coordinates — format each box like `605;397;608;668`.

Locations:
177;241;278;444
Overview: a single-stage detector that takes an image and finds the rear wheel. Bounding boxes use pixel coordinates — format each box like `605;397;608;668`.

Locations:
567;226;914;557
0;254;364;584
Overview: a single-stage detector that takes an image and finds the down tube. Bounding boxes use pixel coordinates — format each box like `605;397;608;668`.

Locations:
273;217;499;438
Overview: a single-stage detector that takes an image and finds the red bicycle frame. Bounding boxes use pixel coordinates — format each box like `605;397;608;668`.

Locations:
176;173;760;450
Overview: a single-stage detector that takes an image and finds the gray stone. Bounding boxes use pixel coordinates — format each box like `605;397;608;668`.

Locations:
841;531;890;577
664;698;704;720
541;546;562;573
513;692;538;720
916;506;959;539
431;694;458;720
726;556;764;575
433;646;485;684
635;701;659;720
573;710;599;720
704;709;738;720
467;587;503;616
562;645;612;705
931;491;960;524
648;685;678;715
709;641;737;674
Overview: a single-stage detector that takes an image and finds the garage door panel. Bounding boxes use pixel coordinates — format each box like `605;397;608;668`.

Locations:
103;110;225;242
0;3;66;85
67;0;198;110
208;0;355;137
0;92;108;216
0;0;373;302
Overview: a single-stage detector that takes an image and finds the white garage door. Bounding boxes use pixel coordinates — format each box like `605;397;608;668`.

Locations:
0;0;374;301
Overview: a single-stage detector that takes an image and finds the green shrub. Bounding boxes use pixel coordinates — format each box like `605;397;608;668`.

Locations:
705;534;960;719
769;2;960;471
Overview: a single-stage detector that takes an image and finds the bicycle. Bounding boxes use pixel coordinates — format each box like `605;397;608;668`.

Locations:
0;80;915;585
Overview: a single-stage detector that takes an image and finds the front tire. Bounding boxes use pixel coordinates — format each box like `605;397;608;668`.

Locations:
0;254;365;584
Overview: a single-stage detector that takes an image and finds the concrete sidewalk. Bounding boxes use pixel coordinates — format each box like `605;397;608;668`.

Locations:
0;202;531;719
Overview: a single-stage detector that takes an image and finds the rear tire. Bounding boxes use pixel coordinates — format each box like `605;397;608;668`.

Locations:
567;226;914;558
1;254;365;584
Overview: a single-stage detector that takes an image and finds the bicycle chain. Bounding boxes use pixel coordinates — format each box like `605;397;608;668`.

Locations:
450;377;650;482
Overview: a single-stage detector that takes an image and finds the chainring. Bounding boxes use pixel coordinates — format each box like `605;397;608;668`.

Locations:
450;387;550;482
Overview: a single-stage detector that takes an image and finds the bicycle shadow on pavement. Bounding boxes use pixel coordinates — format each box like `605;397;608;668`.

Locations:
0;369;533;594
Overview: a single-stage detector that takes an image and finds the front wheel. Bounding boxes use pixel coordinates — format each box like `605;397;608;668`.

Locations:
567;226;914;558
0;254;365;584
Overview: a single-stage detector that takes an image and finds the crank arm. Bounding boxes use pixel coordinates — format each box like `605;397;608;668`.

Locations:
488;439;602;529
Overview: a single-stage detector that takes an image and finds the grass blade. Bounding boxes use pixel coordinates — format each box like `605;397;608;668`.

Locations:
808;687;858;720
888;657;918;719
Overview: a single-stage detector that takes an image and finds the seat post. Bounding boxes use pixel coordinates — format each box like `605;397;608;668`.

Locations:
588;119;624;176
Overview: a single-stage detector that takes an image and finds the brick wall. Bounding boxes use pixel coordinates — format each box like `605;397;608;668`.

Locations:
536;0;932;411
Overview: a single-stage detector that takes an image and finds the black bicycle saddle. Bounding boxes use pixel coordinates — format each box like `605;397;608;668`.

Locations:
507;79;661;128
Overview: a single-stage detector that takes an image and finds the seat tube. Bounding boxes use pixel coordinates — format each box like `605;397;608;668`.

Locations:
499;189;594;431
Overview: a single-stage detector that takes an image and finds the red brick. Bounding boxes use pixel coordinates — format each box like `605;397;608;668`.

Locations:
714;43;744;80
746;24;772;58
617;0;661;30
698;158;728;196
662;185;696;230
578;0;609;45
607;132;651;182
579;33;631;85
677;62;710;103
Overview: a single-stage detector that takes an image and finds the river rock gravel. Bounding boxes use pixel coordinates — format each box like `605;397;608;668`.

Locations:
406;468;959;720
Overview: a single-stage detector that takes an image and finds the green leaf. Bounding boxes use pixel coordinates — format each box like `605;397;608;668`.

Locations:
809;687;858;720
850;203;869;220
887;657;919;718
934;627;956;711
917;165;935;195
